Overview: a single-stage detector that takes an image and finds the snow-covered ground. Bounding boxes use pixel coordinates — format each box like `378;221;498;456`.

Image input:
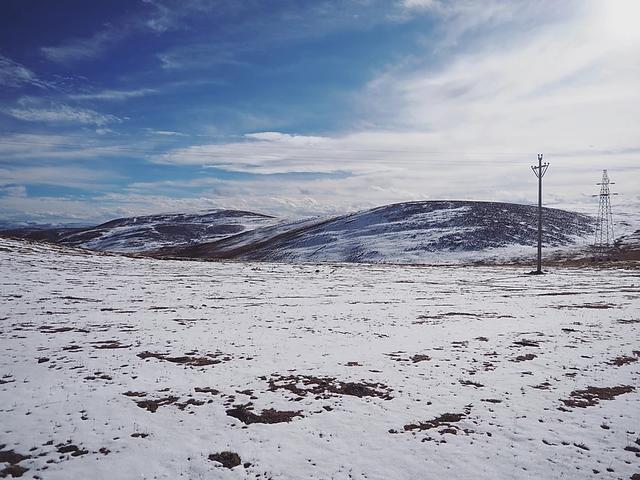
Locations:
0;238;638;480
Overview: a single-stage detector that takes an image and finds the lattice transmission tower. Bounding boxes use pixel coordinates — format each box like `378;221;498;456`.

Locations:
593;170;616;248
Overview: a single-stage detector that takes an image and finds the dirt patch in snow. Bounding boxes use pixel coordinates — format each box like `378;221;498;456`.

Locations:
617;318;640;324
209;451;241;468
137;351;230;367
608;354;639;366
0;448;30;466
135;395;180;412
226;403;302;424
513;339;541;347
459;379;484;388
123;391;147;397
194;386;220;395
513;353;537;362
267;374;393;400
38;325;74;334
92;340;131;349
553;303;616;310
0;464;29;478
57;443;89;457
404;412;467;432
386;352;431;363
561;385;635;408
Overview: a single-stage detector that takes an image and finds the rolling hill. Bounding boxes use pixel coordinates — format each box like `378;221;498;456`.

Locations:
0;210;276;253
156;201;595;264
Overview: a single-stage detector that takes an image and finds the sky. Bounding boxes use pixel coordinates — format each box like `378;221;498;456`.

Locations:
0;0;639;224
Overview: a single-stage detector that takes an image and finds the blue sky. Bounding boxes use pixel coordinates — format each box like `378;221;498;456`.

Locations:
0;0;639;223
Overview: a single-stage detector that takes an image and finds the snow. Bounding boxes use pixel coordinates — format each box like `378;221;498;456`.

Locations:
0;237;638;479
58;211;278;253
163;201;596;265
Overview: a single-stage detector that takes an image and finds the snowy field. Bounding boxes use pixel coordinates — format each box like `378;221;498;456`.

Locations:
0;238;638;480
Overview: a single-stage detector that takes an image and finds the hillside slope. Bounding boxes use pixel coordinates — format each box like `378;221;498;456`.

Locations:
0;210;276;253
160;201;594;264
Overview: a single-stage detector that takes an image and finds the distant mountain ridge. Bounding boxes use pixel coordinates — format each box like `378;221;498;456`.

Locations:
0;210;276;253
0;201;597;263
155;201;594;264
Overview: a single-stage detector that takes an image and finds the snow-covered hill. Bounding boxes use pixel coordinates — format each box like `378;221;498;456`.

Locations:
161;201;594;264
0;210;276;253
0;201;596;263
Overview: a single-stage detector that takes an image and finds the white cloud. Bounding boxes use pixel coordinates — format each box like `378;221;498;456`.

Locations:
143;0;214;33
3;1;639;223
41;27;128;64
0;164;120;189
0;133;141;163
0;54;52;89
149;1;640;216
0;185;27;197
69;88;158;101
144;128;188;137
400;0;438;10
5;102;121;126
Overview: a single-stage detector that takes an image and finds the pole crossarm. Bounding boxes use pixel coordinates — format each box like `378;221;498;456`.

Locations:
531;164;549;178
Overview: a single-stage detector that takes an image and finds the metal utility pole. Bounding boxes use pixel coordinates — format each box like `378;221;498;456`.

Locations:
593;169;617;249
530;153;549;274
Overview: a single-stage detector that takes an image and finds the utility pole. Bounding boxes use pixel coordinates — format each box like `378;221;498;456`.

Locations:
530;153;549;274
593;170;617;249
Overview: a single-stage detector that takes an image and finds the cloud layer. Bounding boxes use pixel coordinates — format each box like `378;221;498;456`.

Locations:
0;0;638;223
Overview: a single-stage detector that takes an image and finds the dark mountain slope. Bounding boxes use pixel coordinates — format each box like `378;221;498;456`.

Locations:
158;201;594;263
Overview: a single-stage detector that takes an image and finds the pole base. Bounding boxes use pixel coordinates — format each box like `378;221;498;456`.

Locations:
526;270;546;275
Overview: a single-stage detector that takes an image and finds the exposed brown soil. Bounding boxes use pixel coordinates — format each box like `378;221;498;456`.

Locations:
194;386;220;395
561;385;635;408
123;391;147;397
136;395;179;412
226;403;302;424
56;444;88;456
38;325;74;333
209;451;241;469
411;354;431;363
137;351;227;367
0;449;29;465
0;464;28;478
404;412;466;432
513;339;540;347
92;340;130;349
60;296;102;303
608;355;638;366
513;353;537;362
175;398;206;410
267;374;393;400
84;372;112;381
553;303;616;310
532;382;553;390
62;344;82;352
459;379;484;388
